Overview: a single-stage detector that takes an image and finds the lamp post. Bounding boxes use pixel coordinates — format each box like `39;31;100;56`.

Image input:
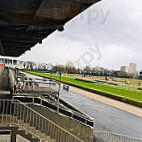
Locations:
58;70;62;102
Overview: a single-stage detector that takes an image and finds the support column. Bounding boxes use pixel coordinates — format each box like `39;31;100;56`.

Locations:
11;129;17;142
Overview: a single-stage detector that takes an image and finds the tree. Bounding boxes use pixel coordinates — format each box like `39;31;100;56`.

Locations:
83;65;91;75
65;61;76;74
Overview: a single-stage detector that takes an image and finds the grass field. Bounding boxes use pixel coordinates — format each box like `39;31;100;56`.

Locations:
63;74;142;86
112;78;142;86
25;71;142;104
93;76;142;86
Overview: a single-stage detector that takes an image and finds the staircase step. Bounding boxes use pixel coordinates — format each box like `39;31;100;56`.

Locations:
29;126;36;133
18;129;25;134
17;121;53;142
18;119;24;126
45;136;52;141
31;137;39;142
42;133;47;138
23;123;31;129
18;129;32;141
36;130;44;138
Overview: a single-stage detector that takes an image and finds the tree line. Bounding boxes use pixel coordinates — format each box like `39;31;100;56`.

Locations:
23;61;138;79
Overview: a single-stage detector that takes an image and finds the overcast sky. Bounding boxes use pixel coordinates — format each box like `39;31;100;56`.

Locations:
18;0;142;71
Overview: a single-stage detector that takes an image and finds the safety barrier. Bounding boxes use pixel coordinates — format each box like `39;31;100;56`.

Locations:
94;131;142;142
13;96;94;127
0;99;83;142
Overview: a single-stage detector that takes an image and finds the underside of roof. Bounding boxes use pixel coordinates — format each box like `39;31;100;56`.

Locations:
0;0;101;57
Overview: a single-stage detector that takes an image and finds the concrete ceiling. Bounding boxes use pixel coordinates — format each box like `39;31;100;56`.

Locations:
0;0;101;57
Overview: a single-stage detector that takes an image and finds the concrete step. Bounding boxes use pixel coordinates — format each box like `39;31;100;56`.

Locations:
18;119;54;142
36;130;44;138
36;130;56;142
18;123;40;141
18;129;32;140
31;137;39;142
45;136;52;141
29;126;36;133
18;119;24;126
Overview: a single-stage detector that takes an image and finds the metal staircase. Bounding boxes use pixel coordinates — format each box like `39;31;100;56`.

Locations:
0;99;83;142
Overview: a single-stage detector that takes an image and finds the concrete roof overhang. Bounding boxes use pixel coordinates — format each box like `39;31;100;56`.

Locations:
0;0;101;57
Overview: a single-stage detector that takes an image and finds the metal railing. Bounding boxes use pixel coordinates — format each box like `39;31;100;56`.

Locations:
94;131;142;142
13;95;94;127
0;99;83;142
9;68;94;126
0;99;44;141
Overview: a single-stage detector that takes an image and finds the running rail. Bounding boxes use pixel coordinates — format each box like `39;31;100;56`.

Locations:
94;131;142;142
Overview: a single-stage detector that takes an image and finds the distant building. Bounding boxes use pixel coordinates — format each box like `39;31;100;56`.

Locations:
120;63;138;78
128;63;136;74
0;56;23;68
120;66;128;72
128;63;138;78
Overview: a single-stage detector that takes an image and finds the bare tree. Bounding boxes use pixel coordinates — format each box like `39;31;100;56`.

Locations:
83;65;91;74
65;61;76;74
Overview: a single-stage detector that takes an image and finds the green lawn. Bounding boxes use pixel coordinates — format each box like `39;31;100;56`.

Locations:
100;77;142;86
25;71;142;103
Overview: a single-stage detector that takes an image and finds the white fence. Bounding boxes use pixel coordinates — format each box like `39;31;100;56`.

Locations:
94;131;142;142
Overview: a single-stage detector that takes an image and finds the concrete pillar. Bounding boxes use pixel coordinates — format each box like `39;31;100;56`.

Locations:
11;129;17;142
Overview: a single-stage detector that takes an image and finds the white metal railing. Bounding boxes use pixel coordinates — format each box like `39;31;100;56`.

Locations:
94;131;142;142
0;99;83;142
13;95;94;128
0;99;43;141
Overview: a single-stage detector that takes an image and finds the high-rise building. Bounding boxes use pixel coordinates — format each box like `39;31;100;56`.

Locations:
120;63;138;78
120;66;128;72
128;63;136;74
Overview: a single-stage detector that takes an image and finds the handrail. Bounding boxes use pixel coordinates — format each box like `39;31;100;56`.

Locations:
0;99;83;142
10;68;93;123
13;95;94;127
0;99;43;141
94;131;142;142
16;99;83;142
